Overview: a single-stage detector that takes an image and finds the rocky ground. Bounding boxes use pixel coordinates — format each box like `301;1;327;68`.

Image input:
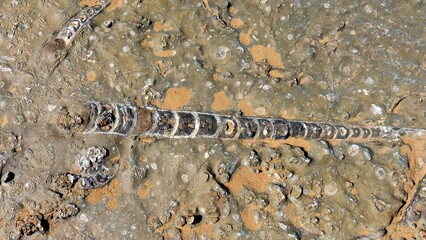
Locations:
0;0;425;239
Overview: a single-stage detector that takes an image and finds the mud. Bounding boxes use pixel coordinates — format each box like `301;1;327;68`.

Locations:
0;0;425;239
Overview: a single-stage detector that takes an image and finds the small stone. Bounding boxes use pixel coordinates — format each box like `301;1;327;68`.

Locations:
347;144;360;157
47;104;56;112
215;46;230;60
181;174;189;183
175;215;186;227
324;182;338;196
364;5;374;14
375;167;387;180
79;213;89;222
122;46;131;53
361;148;372;161
290;185;302;198
370;104;384;116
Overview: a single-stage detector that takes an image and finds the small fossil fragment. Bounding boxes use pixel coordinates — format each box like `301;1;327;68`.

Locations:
77;146;119;189
37;0;112;77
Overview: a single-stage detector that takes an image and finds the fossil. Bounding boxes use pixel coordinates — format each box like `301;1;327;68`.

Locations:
74;101;426;142
37;0;112;77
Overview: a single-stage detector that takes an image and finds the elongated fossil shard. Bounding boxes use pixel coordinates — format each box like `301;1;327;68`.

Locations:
78;102;425;141
37;0;111;77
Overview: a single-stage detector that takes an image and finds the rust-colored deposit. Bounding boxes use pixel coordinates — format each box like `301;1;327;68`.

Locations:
155;87;193;110
211;91;233;112
237;98;254;116
137;180;153;200
180;221;215;239
385;137;426;239
86;178;121;210
154;50;177;58
249;45;284;69
225;165;272;194
239;29;252;46
153;22;171;32
0;115;8;128
240;204;263;231
230;18;244;29
86;70;97;82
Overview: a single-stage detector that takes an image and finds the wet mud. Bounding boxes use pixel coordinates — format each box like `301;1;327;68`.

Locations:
0;0;425;239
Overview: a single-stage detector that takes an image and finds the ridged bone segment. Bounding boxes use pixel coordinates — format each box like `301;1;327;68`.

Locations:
81;102;403;141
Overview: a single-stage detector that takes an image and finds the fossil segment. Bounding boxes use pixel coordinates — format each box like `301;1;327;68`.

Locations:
37;0;111;76
80;102;425;141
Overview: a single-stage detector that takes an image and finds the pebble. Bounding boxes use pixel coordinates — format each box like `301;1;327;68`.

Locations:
364;5;374;14
47;104;56;112
122;46;131;53
375;167;387;180
324;182;338;196
79;213;89;223
150;163;158;170
347;144;360;157
181;174;189;183
370;104;384;115
361;148;372;161
290;185;302;198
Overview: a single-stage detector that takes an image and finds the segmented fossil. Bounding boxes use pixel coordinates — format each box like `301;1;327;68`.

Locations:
37;0;111;77
78;101;425;142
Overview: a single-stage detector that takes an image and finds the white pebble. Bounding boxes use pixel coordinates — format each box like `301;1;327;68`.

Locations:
181;174;189;183
347;144;360;157
79;213;89;222
122;46;131;53
364;5;374;14
47;104;56;112
364;76;374;85
370;104;383;115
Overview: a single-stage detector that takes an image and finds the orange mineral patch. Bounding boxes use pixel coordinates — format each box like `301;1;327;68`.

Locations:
153;50;177;57
239;29;252;46
385;137;426;239
237;98;254;116
153;22;170;32
269;69;285;78
181;221;216;239
225;165;272;194
249;45;284;69
86;178;120;210
211;91;233;112
240;204;263;231
161;87;193;110
86;70;97;82
230;18;244;29
137;180;153;200
106;0;124;11
0;115;8;128
79;0;101;6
